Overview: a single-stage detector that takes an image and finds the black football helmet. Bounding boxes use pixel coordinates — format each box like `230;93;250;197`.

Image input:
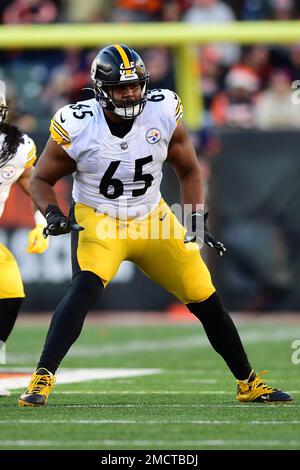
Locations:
0;80;8;124
91;44;149;119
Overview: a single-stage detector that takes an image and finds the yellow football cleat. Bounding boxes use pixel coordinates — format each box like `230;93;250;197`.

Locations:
236;370;293;403
18;368;56;407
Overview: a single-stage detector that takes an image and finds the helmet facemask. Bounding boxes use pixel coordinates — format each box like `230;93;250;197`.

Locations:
94;77;148;119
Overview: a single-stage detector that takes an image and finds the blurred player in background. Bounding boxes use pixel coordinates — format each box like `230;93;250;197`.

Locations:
0;81;48;397
18;45;292;407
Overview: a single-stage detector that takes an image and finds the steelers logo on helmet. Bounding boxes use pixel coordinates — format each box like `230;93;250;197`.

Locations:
146;128;161;144
91;44;149;120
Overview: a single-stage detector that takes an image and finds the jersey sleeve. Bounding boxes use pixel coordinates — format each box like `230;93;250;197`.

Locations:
159;89;183;126
173;92;184;126
23;136;37;168
147;89;184;141
49;105;73;149
49;101;94;161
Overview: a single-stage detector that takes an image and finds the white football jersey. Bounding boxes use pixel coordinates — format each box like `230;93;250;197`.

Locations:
50;89;183;219
0;133;36;219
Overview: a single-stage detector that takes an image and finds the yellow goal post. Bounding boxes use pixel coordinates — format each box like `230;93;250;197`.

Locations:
1;21;300;129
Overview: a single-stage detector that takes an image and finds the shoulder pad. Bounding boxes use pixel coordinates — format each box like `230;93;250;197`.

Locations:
18;134;37;168
147;89;183;125
50;100;95;147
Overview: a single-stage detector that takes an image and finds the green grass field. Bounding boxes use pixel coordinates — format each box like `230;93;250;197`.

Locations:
0;316;299;450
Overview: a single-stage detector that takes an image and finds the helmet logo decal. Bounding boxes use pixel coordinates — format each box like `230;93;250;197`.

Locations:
120;61;138;81
146;128;161;144
120;61;136;75
1;164;16;179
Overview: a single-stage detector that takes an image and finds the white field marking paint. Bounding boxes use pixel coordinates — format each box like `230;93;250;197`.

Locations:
5;328;297;364
58;390;229;395
55;390;299;395
1;419;300;425
0;368;161;391
62;403;299;409
0;439;299;448
45;390;229;395
67;329;297;358
8;389;296;395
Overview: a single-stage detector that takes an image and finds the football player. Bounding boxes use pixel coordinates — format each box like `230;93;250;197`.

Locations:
18;45;292;406
0;81;48;397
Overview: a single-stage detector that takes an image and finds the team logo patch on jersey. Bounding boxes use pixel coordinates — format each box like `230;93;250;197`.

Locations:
1;165;16;179
146;128;161;144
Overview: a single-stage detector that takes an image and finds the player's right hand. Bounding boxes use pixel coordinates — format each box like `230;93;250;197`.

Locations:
43;205;84;238
184;211;226;256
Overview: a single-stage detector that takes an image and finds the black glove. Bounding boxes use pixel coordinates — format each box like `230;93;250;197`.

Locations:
184;211;226;256
43;205;84;238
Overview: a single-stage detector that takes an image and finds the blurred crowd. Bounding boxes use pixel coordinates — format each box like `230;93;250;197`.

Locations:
0;0;300;134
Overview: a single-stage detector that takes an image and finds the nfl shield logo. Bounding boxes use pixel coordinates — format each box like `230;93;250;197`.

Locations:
146;128;161;144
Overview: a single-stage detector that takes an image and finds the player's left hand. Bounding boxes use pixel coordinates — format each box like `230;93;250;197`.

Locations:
43;205;84;238
184;211;226;256
27;224;49;254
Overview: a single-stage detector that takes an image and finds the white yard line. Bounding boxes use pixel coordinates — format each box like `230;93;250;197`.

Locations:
53;390;299;395
0;368;161;390
0;419;300;425
62;403;299;409
0;439;299;448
